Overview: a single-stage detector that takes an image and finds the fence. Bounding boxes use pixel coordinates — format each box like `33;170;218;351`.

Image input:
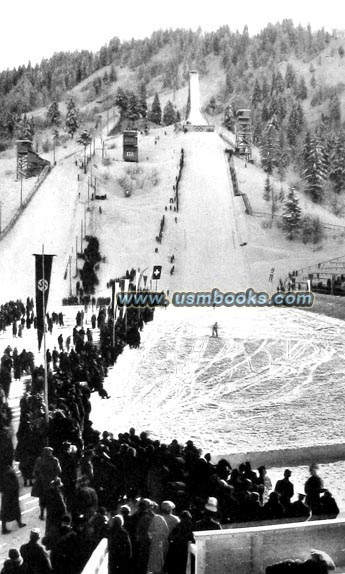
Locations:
189;518;345;574
224;149;253;215
0;165;51;242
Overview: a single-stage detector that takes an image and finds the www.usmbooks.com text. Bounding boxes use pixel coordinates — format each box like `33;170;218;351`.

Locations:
116;288;314;308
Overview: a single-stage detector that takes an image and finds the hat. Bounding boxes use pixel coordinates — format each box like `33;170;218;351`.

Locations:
138;498;152;510
205;497;218;513
8;549;23;565
161;501;175;512
310;550;335;570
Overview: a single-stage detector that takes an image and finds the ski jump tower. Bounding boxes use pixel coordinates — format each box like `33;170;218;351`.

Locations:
184;71;214;132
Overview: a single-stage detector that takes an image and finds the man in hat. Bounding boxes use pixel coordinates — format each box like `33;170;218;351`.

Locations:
32;447;61;520
20;529;52;574
161;501;179;535
1;549;27;574
44;478;67;547
194;497;222;531
274;469;294;512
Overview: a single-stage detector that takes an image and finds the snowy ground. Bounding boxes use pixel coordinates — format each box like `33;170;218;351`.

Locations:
91;304;345;453
1;77;345;561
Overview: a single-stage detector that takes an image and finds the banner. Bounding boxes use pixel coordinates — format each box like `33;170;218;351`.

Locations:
34;254;54;350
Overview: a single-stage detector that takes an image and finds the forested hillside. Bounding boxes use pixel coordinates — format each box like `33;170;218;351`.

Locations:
1;21;345;204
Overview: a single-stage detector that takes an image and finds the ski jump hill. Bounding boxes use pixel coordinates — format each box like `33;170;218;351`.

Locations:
185;71;214;132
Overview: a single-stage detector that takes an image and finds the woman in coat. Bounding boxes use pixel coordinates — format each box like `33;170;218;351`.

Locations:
1;464;26;534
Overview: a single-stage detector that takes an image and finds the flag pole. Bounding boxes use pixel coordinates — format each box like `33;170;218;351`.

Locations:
42;244;49;426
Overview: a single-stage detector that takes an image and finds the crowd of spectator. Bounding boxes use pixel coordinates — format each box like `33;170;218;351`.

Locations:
0;294;341;574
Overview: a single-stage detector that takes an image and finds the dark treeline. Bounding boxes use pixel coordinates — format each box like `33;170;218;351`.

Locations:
0;22;334;135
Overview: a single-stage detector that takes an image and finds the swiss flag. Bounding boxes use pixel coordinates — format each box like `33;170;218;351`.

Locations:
152;265;162;280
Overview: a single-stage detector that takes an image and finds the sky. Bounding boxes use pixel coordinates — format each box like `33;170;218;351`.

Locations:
1;0;344;72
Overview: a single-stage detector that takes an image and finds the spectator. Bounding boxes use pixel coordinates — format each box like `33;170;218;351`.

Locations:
194;497;222;531
108;514;132;574
20;528;52;574
305;464;324;513
1;464;26;534
32;447;61;521
275;469;294;512
161;500;179;534
165;510;195;574
290;493;310;519
1;549;27;574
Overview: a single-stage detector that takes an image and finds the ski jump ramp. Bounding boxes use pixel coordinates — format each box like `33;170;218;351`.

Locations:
185;71;214;132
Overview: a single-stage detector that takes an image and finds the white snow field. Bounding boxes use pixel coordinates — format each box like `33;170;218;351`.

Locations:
186;71;209;125
91;303;345;453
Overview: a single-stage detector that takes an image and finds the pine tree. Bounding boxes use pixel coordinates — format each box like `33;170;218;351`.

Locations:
149;93;162;125
77;128;92;173
127;92;140;122
251;78;262;107
223;104;235;132
297;77;308;100
65;98;79;138
287;103;304;147
109;64;117;83
261;76;270;100
329;133;345;193
285;64;297;90
271;70;285;94
138;84;148;119
114;87;128;119
282;186;302;239
328;94;341;128
263;174;271;201
260;117;279;174
47;101;61;126
277;130;289;181
163;100;176;125
303;133;328;202
17;114;34;140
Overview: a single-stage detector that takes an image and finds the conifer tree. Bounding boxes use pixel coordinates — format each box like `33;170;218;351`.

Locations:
138;84;148;119
263;174;271;201
127;92;140;122
251;78;262;107
114;87;128;119
282;186;302;239
285;64;297;90
163;100;176;125
223;104;235;131
77;128;92;173
47;101;61;126
65;98;79;138
328;94;341;128
149;93;162;125
260;117;279;174
303;133;328;202
297;77;308;100
329;133;345;193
